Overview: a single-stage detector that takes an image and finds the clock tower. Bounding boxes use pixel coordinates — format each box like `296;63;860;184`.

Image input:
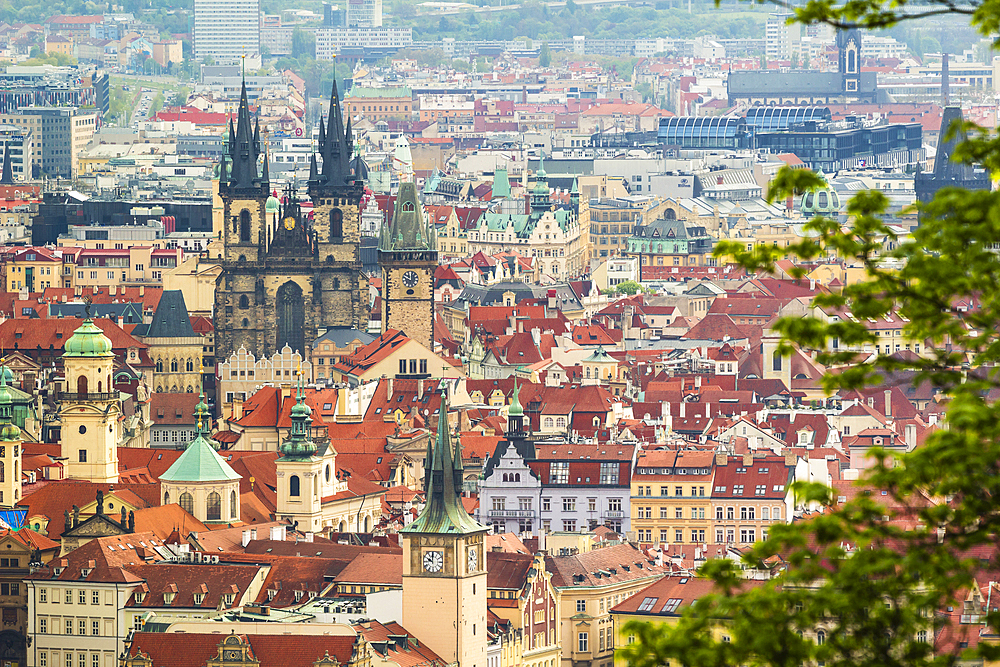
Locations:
401;385;487;667
378;181;436;350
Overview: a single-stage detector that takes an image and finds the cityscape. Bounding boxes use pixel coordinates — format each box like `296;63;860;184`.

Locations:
0;1;990;667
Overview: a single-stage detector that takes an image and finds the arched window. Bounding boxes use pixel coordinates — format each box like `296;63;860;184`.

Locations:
816;631;825;645
290;475;301;496
556;417;566;429
242;318;250;327
544;417;554;428
772;350;782;372
514;473;520;482
179;492;194;514
77;375;88;395
239;295;249;309
338;521;345;532
364;516;371;532
847;49;856;73
170;360;178;372
585;367;591;379
155;359;163;372
593;416;600;427
97;380;102;393
230;490;238;518
206;492;221;521
330;209;343;241
186;360;194;372
0;461;4;483
164;491;170;505
762;506;769;520
402;201;414;212
239;209;251;243
502;473;508;482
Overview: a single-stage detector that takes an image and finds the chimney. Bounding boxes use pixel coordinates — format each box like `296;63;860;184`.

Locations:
884;389;892;418
905;423;916;450
250;528;257;541
695;375;701;388
139;285;144;296
241;529;252;547
679;402;685;418
270;526;283;541
742;452;752;466
663;401;670;417
715;452;727;466
418;378;424;398
784;449;797;467
531;327;541;346
232;397;244;421
110;285;117;296
305;532;314;543
809;278;816;291
387;378;393;401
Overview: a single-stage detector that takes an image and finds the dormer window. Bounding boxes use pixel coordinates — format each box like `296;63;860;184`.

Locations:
194;593;205;605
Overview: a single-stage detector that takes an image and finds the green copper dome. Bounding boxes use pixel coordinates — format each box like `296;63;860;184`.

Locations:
64;318;113;357
265;194;280;213
0;377;20;442
800;170;841;218
279;374;317;460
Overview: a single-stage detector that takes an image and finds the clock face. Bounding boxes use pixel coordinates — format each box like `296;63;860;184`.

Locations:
401;270;419;288
423;550;444;573
467;547;478;572
223;650;241;661
282;216;295;230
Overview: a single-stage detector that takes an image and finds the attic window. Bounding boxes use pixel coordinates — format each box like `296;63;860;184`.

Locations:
375;408;381;414
637;597;658;612
377;457;383;464
323;403;333;410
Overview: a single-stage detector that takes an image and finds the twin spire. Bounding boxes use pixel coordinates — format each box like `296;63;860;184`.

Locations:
220;79;267;194
310;78;355;188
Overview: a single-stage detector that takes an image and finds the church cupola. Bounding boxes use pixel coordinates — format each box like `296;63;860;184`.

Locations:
530;154;551;214
280;371;318;460
507;379;525;436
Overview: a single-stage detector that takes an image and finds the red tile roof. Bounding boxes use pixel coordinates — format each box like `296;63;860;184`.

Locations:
126;632;359;667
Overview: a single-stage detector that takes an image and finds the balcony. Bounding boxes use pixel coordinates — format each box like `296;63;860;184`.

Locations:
603;511;625;518
487;509;536;519
59;392;118;402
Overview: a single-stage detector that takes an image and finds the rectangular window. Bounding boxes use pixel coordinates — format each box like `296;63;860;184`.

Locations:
79;591;86;605
563;519;576;531
659;507;668;519
65;589;72;604
419;359;428;375
398;359;406;374
79;653;85;667
92;655;99;667
588;498;596;512
550;462;569;484
92;620;99;636
79;620;86;635
578;632;589;653
65;619;72;634
39;618;46;634
39;653;46;667
576;599;586;612
563;498;576;511
40;588;47;603
92;591;99;605
599;461;619;484
675;529;683;542
78;450;87;463
542;497;550;511
608;498;621;512
675;507;683;519
675;486;683;496
65;654;72;667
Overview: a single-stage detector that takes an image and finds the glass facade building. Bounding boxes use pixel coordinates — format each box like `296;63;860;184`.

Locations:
658;117;751;150
745;106;832;132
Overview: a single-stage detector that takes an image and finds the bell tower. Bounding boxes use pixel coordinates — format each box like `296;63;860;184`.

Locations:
275;371;324;532
0;374;21;508
378;181;437;350
60;316;120;484
401;384;487;667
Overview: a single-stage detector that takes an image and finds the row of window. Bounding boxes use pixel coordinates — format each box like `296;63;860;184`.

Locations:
577;628;614;653
38;589;104;605
632;505;783;521
38;651;108;667
163;490;238;521
37;617;102;635
637;485;707;497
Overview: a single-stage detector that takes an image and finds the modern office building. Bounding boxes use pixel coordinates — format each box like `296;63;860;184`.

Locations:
0;107;98;179
346;0;382;27
0;125;32;181
193;0;261;62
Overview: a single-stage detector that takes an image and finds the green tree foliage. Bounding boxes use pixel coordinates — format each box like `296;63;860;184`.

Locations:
610;280;643;295
22;52;76;66
620;4;1000;665
291;27;316;59
539;41;552;67
400;1;766;43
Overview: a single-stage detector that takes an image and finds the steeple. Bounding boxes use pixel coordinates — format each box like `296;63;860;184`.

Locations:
0;145;13;185
507;379;524;435
279;367;317;460
194;362;211;441
570;177;580;209
379;181;433;252
402;385;483;535
312;79;354;187
531;152;550;214
223;78;266;193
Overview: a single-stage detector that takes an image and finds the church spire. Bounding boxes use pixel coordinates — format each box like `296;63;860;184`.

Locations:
223;77;266;193
402;384;483;535
0;145;13;185
280;365;317;460
380;181;433;252
312;79;354;187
